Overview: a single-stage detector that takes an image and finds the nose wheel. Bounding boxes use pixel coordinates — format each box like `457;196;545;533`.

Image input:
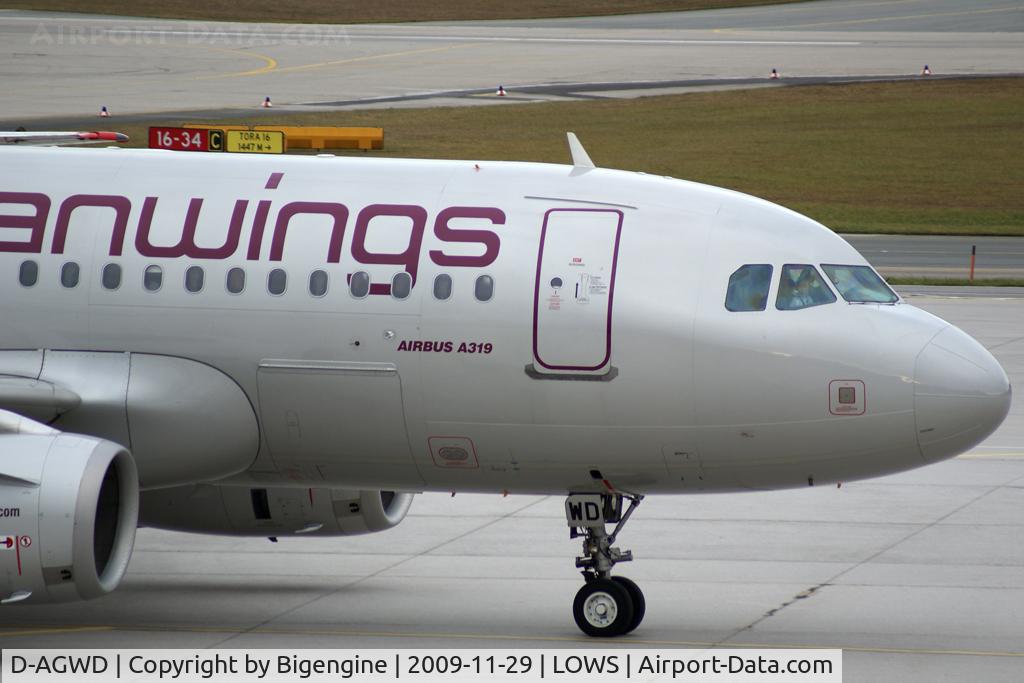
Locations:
565;492;644;636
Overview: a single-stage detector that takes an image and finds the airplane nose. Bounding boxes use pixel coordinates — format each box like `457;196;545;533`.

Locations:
915;325;1012;462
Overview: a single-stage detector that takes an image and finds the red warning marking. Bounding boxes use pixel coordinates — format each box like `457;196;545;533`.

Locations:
19;535;31;548
15;536;23;576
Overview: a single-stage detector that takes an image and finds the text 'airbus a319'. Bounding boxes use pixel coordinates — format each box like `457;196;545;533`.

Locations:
0;132;1010;636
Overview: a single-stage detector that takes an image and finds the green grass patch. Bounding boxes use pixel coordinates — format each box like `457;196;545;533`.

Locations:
794;204;1024;236
114;77;1024;236
888;277;1024;287
4;1;804;24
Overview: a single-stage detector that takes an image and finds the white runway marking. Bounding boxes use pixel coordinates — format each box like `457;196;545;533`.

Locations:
98;28;864;47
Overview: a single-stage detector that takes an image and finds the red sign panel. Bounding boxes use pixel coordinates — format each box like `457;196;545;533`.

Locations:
148;127;222;152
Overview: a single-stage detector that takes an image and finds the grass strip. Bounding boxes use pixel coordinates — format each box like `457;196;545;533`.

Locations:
3;1;802;24
110;78;1024;236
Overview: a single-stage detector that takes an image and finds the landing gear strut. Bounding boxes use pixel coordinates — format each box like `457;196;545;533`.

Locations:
565;492;644;637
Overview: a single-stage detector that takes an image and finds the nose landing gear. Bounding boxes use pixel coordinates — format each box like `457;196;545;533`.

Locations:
565;492;644;637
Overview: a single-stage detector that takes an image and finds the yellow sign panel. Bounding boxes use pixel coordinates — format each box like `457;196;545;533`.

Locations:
226;130;285;154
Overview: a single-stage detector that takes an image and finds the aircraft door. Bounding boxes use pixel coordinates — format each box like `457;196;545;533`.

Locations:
531;208;623;377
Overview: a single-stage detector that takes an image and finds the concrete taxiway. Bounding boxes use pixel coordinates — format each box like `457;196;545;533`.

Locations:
1;289;1022;683
1;0;1022;121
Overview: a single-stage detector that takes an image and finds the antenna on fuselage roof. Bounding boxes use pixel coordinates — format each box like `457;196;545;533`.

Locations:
566;132;595;170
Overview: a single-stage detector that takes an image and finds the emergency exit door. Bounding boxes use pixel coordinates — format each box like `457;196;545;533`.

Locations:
532;208;623;375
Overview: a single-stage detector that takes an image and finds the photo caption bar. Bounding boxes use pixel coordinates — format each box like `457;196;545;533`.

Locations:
2;648;841;682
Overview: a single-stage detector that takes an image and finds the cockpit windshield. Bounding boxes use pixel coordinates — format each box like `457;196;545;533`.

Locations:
776;264;836;311
821;264;899;304
725;264;773;312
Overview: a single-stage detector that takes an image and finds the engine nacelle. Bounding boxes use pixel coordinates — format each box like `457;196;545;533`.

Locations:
141;485;413;537
0;350;259;489
0;433;138;604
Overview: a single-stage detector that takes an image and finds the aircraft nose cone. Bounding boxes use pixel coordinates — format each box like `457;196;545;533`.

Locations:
915;326;1011;462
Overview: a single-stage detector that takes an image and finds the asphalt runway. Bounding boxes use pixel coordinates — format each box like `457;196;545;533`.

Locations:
845;234;1024;279
472;0;1024;31
1;0;1022;122
1;289;1021;683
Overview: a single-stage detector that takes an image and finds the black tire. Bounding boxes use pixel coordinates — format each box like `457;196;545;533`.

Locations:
572;578;635;637
612;576;646;634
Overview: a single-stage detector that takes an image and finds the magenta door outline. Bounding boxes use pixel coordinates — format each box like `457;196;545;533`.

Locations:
532;208;623;372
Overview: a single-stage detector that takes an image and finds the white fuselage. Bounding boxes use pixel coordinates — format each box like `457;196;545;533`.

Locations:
0;147;1011;495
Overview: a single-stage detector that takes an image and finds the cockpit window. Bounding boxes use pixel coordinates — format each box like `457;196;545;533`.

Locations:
725;264;773;312
821;264;899;304
776;264;836;311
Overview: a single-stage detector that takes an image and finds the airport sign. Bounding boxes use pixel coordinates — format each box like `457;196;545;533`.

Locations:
226;130;285;154
148;127;224;152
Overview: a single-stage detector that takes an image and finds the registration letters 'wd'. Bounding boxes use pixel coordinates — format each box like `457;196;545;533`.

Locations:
565;495;605;527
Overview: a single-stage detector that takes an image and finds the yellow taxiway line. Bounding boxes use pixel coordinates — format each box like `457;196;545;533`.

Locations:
959;450;1024;459
192;46;279;79
0;626;113;637
270;43;480;77
1;624;1022;658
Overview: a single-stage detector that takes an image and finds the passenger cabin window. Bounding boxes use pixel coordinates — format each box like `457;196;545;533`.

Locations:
102;263;121;290
308;270;328;297
725;264;772;312
226;267;245;294
268;268;287;296
185;266;205;293
392;272;411;300
433;274;453;301
475;275;494;302
19;260;38;288
776;264;836;311
822;264;899;304
60;262;80;289
144;265;163;292
350;271;370;298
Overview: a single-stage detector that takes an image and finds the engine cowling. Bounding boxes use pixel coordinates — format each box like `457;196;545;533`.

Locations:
0;432;139;604
140;485;413;537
